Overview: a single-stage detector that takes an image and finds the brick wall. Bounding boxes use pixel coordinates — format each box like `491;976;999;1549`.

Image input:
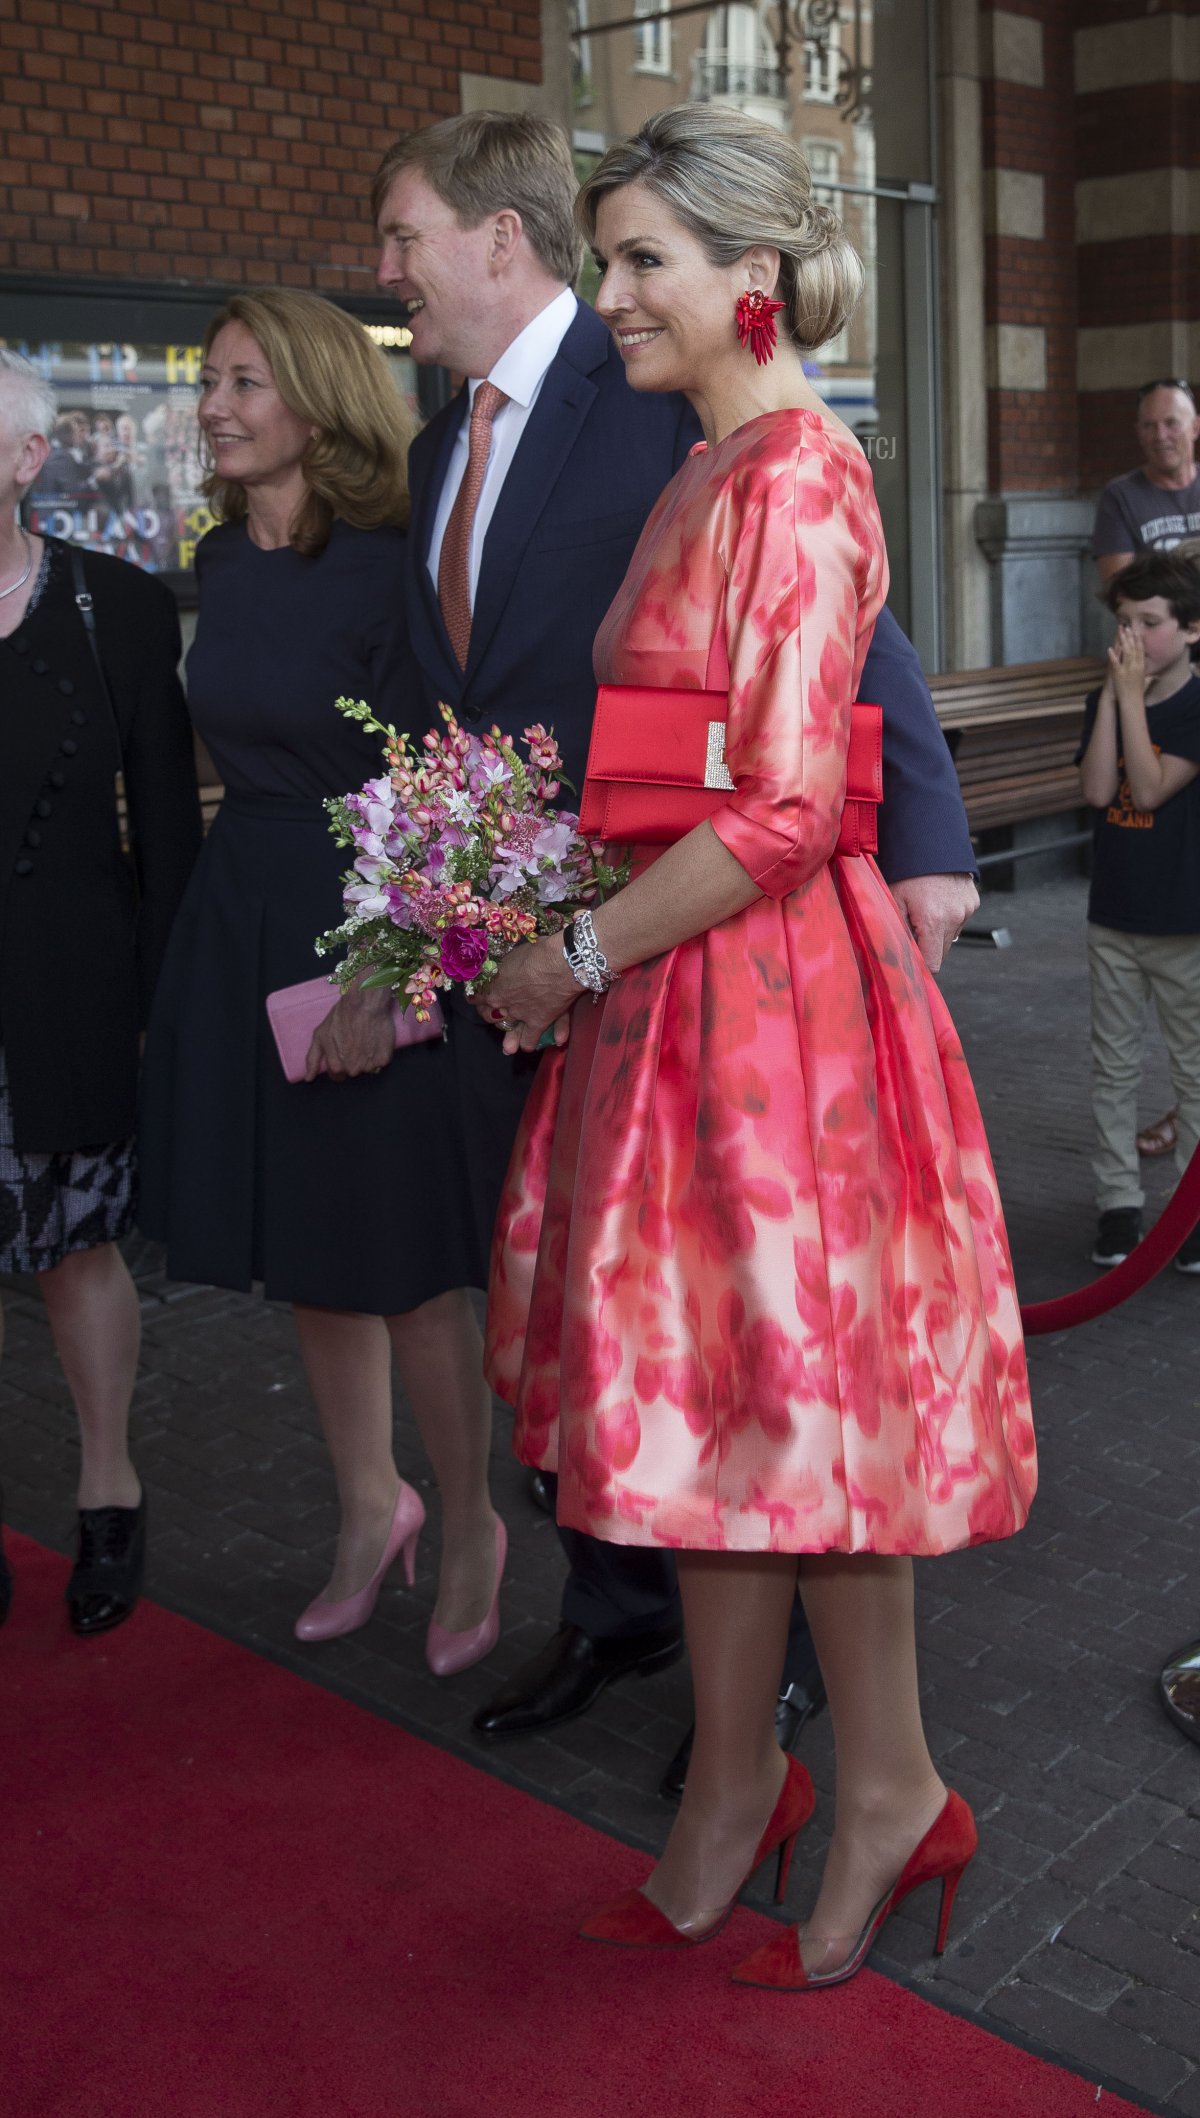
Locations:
980;1;1079;495
978;3;1200;503
1074;4;1200;490
0;0;542;294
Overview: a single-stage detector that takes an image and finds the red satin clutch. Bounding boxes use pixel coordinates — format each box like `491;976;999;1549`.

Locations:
578;687;883;856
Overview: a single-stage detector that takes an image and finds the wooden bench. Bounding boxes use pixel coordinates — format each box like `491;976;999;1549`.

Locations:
929;656;1105;836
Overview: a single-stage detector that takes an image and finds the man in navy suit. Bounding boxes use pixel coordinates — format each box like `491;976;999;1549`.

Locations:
374;110;979;1762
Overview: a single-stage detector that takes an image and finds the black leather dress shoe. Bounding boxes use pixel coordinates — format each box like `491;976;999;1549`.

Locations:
67;1492;147;1637
658;1670;828;1802
473;1621;683;1738
527;1471;554;1516
1161;1638;1200;1747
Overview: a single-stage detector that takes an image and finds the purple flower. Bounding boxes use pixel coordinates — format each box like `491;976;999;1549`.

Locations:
384;885;416;928
439;924;490;981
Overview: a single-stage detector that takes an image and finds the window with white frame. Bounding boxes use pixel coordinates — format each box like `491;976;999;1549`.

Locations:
804;137;841;205
634;0;671;75
570;0;593;103
803;15;841;103
701;5;776;98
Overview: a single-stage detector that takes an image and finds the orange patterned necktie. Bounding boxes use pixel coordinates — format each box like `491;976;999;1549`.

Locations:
437;379;508;669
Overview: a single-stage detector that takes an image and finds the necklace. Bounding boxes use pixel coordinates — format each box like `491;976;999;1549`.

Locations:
0;528;34;601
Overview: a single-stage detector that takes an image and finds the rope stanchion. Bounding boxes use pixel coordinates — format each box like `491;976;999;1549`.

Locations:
1020;1142;1200;1336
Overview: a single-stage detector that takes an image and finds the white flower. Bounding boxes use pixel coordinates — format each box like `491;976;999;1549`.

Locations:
363;799;395;836
345;881;390;918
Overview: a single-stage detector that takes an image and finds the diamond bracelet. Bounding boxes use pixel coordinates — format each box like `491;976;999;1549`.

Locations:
562;908;619;1000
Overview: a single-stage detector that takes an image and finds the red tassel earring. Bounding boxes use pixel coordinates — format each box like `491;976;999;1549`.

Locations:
735;288;786;366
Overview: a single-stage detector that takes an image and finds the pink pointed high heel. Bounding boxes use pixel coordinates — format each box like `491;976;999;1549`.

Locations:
294;1482;424;1643
425;1518;507;1677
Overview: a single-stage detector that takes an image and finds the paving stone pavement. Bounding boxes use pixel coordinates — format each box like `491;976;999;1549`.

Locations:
4;873;1198;2110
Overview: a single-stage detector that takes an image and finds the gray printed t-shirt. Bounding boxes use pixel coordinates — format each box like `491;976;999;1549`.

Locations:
1093;467;1200;557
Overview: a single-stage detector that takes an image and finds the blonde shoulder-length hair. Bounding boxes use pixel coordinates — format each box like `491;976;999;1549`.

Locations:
200;288;415;556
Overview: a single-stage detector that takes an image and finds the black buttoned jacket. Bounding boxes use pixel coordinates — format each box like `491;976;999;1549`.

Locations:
1;540;202;1154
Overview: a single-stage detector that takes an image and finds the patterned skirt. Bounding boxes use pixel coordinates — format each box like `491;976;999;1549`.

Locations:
486;852;1037;1557
0;1050;136;1275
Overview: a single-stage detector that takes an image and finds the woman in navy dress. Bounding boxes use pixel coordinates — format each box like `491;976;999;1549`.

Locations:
140;291;507;1671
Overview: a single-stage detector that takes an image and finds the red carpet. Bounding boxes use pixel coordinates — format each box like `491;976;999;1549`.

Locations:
3;1533;1153;2118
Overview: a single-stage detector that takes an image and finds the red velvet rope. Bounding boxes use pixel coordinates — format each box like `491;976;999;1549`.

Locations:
1020;1143;1200;1335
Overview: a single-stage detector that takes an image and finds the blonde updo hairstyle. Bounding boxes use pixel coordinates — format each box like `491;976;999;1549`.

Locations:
201;288;415;557
577;104;863;355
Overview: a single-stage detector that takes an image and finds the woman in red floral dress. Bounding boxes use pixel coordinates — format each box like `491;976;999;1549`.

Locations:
476;106;1036;1988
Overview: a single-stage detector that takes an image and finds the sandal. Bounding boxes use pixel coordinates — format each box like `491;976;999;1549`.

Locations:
1137;1108;1178;1158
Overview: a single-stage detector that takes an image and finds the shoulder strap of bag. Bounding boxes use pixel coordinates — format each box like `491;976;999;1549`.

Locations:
68;542;135;850
69;543;120;731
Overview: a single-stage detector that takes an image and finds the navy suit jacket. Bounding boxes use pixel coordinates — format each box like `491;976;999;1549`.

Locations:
403;298;973;883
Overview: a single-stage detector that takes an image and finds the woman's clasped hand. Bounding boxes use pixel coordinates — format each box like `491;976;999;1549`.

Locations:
475;936;579;1055
303;981;396;1082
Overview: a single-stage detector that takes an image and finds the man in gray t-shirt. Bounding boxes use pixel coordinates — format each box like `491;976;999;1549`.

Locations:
1094;380;1200;586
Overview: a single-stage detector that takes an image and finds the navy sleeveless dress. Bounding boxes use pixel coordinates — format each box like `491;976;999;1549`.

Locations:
139;519;529;1311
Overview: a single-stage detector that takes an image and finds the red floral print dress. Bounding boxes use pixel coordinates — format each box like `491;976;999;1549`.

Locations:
485;409;1036;1556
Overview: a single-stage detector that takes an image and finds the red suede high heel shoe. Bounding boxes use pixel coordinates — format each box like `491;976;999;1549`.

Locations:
579;1752;816;1948
731;1788;977;1990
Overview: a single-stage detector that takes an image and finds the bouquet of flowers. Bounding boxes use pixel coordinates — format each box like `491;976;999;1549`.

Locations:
316;698;628;1019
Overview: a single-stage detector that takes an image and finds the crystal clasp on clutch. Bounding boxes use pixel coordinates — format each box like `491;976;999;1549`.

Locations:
704;722;735;791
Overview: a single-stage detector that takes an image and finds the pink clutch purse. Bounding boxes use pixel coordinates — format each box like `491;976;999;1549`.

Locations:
265;976;444;1083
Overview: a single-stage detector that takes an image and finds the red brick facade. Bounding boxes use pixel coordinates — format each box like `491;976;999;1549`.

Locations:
980;0;1200;499
980;1;1079;495
0;0;542;293
1075;52;1200;489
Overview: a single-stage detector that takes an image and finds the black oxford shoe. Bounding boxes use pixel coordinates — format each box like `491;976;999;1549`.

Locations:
473;1621;683;1738
1161;1638;1200;1747
527;1471;554;1516
67;1492;147;1637
659;1670;829;1802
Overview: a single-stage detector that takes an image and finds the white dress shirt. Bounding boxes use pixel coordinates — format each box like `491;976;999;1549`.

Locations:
426;285;579;608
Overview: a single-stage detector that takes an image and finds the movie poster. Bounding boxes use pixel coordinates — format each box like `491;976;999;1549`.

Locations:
5;339;214;577
4;329;418;582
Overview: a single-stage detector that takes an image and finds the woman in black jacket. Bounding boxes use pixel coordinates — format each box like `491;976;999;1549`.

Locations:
0;349;201;1634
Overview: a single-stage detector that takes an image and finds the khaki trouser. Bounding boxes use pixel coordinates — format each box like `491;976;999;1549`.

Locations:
1088;923;1200;1212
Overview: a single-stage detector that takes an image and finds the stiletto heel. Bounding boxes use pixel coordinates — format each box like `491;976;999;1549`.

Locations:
425;1518;507;1677
935;1859;969;1954
401;1524;419;1588
732;1789;977;1991
580;1752;816;1948
294;1481;425;1643
774;1829;798;1904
